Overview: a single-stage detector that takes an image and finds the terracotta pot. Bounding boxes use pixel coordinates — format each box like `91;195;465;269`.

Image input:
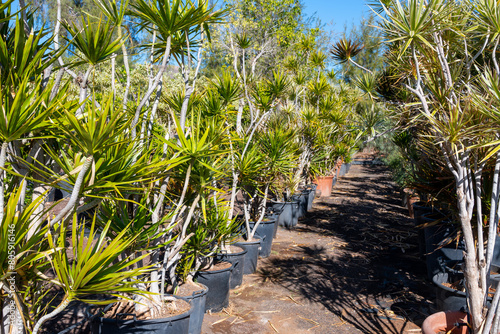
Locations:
314;176;334;197
421;311;468;334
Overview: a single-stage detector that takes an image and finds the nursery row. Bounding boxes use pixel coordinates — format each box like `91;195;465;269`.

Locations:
0;1;369;333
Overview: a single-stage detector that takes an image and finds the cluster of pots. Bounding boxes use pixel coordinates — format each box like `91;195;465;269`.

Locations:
413;202;500;333
89;165;352;334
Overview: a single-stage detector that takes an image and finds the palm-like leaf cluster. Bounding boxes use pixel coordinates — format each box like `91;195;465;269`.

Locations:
330;38;364;63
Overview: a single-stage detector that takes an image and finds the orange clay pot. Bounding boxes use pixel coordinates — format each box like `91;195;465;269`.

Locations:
314;176;334;197
421;311;468;334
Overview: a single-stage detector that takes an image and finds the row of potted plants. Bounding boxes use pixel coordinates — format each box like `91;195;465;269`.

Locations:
0;1;367;334
336;0;500;331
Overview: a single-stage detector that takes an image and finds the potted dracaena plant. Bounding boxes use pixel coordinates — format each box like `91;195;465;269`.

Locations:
375;0;500;332
0;0;228;333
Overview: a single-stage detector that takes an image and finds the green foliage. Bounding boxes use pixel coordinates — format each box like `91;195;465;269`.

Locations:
0;77;56;143
98;196;174;255
0;0;368;331
340;15;384;81
48;213;151;304
0;15;57;87
177;200;239;280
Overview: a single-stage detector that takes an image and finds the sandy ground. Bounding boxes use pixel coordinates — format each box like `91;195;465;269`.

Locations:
201;157;436;334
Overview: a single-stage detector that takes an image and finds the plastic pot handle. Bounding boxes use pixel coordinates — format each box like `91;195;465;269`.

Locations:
192;289;204;297
116;313;137;328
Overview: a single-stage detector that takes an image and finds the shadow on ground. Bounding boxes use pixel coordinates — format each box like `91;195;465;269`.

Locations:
257;165;435;334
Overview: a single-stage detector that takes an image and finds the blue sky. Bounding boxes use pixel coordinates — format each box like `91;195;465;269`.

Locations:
302;0;372;36
11;0;370;40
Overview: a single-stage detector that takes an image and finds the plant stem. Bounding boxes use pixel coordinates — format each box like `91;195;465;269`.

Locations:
32;297;71;334
483;280;500;334
348;58;373;75
487;152;500;272
111;53;116;102
118;26;131;113
0;142;8;223
77;67;93;116
50;156;93;229
170;163;192;226
248;183;269;240
131;36;171;139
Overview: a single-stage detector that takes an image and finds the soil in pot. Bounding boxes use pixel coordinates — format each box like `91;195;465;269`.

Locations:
91;298;191;334
234;236;262;274
195;261;232;313
216;245;247;289
174;281;208;334
248;218;276;258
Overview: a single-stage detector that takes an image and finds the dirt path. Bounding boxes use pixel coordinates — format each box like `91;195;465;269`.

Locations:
202;156;435;334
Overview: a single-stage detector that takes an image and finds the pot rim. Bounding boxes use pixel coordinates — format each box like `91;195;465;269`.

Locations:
234;235;262;246
218;245;248;257
200;261;234;274
90;299;193;325
173;282;208;298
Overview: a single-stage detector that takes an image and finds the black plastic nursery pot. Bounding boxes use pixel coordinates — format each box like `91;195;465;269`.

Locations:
421;212;459;280
432;266;500;313
266;212;280;239
174;283;208;334
292;191;309;218
270;200;299;228
305;184;316;211
248;218;277;258
412;202;450;260
432;272;467;312
234;236;262;274
338;163;347;177
195;261;233;313
216;245;247;289
91;300;192;334
412;202;436;259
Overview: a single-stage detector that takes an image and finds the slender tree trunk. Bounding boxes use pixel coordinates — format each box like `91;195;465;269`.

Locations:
111;53;116;102
50;156;93;229
457;182;483;332
118;26;131;113
248;184;269;240
77;67;93;116
0;142;8;223
131;36;171;139
32;298;71;334
236;99;244;135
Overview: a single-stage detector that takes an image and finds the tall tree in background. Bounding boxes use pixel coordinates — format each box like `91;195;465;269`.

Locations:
202;0;314;77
